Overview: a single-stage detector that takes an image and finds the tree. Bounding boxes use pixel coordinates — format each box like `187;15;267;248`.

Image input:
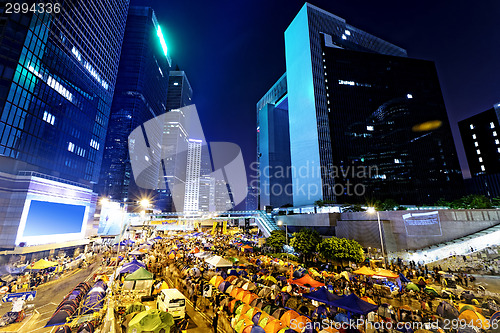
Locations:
317;237;364;263
340;204;365;212
450;195;492;209
289;228;322;262
265;230;286;252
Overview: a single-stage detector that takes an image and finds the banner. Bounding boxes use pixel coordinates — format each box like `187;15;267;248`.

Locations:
211;221;217;235
222;221;227;235
2;291;36;303
402;211;442;237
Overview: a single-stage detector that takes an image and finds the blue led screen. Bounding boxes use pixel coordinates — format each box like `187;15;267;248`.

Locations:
23;200;86;236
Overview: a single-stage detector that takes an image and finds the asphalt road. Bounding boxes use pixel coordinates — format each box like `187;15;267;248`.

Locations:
19;261;101;333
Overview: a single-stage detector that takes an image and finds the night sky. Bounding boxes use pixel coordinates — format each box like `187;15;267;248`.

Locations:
138;0;500;179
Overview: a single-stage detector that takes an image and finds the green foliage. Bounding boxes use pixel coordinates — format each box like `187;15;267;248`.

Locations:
373;199;398;211
315;200;335;207
289;228;322;258
340;204;365;212
265;230;286;252
267;252;300;262
435;195;493;209
317;237;364;263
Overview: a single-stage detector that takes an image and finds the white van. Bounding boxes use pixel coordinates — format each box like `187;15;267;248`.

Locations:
157;288;186;319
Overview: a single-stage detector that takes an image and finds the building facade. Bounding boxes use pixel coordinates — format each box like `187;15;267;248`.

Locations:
98;6;171;206
183;139;202;213
166;70;193;111
0;0;129;248
258;3;463;207
459;103;500;197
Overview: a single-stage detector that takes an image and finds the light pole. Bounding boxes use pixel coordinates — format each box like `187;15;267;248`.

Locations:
367;207;386;268
277;221;289;266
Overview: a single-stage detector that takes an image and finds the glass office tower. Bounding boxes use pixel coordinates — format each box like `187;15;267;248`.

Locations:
0;0;129;248
258;3;463;207
98;6;171;205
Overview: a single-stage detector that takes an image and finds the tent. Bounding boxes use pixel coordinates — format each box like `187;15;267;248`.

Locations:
119;262;144;274
329;293;378;315
288;274;324;288
127;309;174;333
125;267;153;281
373;269;399;279
205;256;233;268
352;266;376;276
303;286;342;305
30;259;58;270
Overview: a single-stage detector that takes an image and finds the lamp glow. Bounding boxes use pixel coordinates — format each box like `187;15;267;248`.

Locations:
367;207;376;214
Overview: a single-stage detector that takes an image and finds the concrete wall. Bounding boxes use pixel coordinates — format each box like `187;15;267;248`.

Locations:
276;210;500;253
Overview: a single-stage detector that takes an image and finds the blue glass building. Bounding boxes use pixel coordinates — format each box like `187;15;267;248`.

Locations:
0;0;129;248
98;6;171;206
258;3;463;207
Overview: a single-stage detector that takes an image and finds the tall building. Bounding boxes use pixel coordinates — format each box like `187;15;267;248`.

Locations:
183;139;202;213
459;103;500;197
258;3;463;207
0;0;129;248
214;179;234;211
257;73;292;209
98;6;171;206
166;71;193;111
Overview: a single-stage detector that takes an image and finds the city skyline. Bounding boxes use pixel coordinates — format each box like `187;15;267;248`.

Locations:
141;0;500;180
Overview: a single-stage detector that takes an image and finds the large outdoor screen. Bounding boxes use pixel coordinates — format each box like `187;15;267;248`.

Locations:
23;200;86;237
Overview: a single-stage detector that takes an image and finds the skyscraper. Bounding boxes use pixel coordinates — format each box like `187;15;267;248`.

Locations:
0;0;129;248
258;3;463;207
98;6;171;206
459;103;500;197
166;71;193;111
184;139;202;213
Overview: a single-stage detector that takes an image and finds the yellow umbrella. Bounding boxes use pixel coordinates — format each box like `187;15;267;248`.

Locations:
31;259;57;270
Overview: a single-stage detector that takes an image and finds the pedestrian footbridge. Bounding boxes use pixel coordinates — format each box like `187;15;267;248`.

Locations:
146;210;279;237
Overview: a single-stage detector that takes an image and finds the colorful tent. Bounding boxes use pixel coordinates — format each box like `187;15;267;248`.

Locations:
303;286;341;305
126;309;174;333
329;293;378;315
264;319;286;333
288;274;324;288
30;259;58;270
124;267;153;281
458;310;489;329
373;269;399;279
352;266;376;276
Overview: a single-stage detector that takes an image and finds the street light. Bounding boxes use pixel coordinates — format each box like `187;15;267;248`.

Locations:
367;207;386;268
277;220;289;266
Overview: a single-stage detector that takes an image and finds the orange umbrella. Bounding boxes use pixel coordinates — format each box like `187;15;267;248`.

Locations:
281;309;300;326
242;293;258;304
290;316;311;332
231;287;244;298
264;319;286;333
236;290;251;301
361;296;376;305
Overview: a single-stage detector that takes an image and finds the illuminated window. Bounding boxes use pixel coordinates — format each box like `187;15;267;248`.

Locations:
173;82;179;86
491;122;496;128
496;140;499;144
476;149;481;155
394;159;401;164
345;30;351;36
479;157;483;162
498;148;500;153
470;124;474;129
474;142;479;147
494;131;498;137
481;165;486;171
407;94;413;99
472;134;476;139
68;142;74;152
366;126;374;131
341;34;347;40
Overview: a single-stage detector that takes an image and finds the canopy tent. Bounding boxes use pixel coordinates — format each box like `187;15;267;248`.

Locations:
126;309;175;333
124;267;154;281
30;259;58;270
303;286;342;305
372;269;399;279
128;249;144;256
288;274;324;288
205;255;233;268
329;293;378;315
352;266;376;276
153;236;163;240
399;273;411;283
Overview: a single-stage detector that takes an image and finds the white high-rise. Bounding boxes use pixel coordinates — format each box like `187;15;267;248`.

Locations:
184;139;202;213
